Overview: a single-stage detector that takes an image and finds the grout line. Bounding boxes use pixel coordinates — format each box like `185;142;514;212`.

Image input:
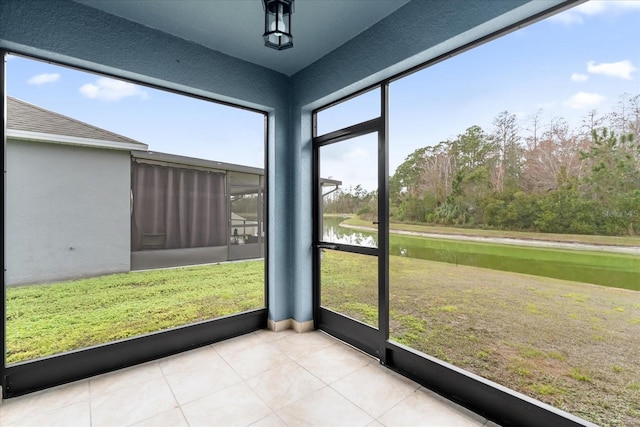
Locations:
89;381;94;427
0;381;92;427
165;379;191;427
272;411;289;426
372;387;416;425
89;362;164;399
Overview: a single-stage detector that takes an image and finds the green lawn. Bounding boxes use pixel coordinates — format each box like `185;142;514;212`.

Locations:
6;261;264;364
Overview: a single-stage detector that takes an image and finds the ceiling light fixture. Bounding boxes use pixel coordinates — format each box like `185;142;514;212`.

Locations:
263;0;294;50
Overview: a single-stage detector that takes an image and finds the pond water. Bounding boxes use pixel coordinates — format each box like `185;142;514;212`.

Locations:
323;216;378;247
322;216;639;291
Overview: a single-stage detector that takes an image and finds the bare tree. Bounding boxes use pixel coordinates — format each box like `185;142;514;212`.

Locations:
521;117;587;192
492;111;522;192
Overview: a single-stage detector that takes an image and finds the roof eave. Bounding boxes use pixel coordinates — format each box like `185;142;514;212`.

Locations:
7;129;149;151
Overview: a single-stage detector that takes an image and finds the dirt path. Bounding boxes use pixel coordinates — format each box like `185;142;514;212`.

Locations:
342;224;640;256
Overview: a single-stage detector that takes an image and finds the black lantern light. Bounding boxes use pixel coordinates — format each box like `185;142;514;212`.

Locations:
263;0;294;50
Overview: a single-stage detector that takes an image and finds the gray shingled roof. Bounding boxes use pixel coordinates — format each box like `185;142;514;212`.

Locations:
7;96;146;146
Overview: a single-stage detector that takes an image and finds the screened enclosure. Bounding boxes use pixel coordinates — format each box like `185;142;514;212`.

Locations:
131;151;265;270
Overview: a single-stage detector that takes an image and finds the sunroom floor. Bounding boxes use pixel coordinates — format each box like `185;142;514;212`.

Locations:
0;329;499;426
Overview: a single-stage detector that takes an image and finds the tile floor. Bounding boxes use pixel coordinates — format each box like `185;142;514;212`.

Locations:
0;330;500;426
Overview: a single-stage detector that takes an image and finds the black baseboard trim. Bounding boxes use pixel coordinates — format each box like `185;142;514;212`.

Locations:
318;308;379;358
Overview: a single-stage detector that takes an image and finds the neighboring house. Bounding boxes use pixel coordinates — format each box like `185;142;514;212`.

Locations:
6;96;267;285
6;96;148;286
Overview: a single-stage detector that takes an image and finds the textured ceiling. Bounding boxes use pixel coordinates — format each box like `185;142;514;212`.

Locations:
74;0;411;76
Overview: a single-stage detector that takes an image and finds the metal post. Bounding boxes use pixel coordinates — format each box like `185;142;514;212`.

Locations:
378;82;390;364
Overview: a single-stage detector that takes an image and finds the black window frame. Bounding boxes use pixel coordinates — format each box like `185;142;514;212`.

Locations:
1;50;269;397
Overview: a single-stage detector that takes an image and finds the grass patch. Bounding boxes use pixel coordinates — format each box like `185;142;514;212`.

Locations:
531;383;565;396
6;261;264;364
526;303;541;314
510;364;532;377
548;351;566;361
519;346;545;359
562;293;590;303
476;350;491;359
569;368;592;382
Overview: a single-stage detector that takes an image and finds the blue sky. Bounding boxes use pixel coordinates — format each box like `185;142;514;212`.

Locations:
6;0;640;191
6;55;266;168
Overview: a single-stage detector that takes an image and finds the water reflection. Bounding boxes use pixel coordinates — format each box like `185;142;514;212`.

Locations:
322;216;378;248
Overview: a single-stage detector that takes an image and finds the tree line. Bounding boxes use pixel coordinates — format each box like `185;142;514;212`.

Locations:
325;94;640;236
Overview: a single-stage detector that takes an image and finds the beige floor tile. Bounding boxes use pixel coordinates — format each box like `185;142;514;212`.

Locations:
222;342;292;379
213;332;266;357
276;386;373;427
0;380;89;425
0;332;499;427
165;354;242;405
297;341;374;384
270;331;336;360
130;408;189;427
158;345;220;376
181;382;272;427
250;413;288;427
246;361;325;410
255;328;297;343
377;387;486;427
90;361;163;397
3;400;90;427
331;364;419;418
91;377;178;427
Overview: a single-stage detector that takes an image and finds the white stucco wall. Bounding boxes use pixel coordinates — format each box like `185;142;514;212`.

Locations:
6;139;131;286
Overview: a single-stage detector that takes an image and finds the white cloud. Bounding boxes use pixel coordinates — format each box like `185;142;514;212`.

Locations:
537;101;557;109
550;1;640;25
27;73;60;85
345;148;368;161
79;77;148;101
571;73;589;82
566;92;605;109
549;11;585;25
587;60;636;79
